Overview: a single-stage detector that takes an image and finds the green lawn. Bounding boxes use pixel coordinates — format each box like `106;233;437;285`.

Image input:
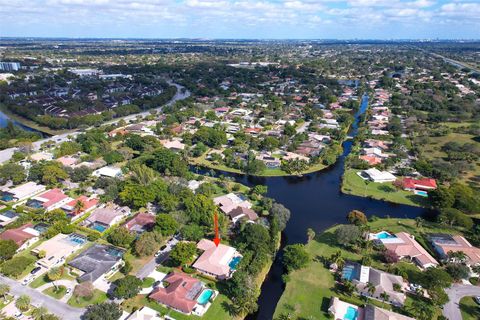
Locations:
341;169;428;207
29;271;76;289
142;277;156;288
273;219;450;319
67;289;108;308
43;285;67;300
460;297;480;320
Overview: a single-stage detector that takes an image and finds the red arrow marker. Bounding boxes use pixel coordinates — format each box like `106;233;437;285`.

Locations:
213;210;220;247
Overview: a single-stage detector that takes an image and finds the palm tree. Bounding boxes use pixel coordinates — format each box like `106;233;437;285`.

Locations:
415;217;424;228
366;282;376;297
408;299;433;320
32;306;48;320
74;200;85;215
0;284;10;302
15;295;30;312
380;292;390;304
47;267;63;291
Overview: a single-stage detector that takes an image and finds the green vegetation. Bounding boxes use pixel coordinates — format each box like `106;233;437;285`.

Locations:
460;297;480;320
342;169;428;207
67;289;108;308
43;285;67;300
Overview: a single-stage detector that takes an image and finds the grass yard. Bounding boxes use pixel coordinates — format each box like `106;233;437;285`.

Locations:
460;297;480;320
67;289;108;308
142;277;156;288
29;270;76;289
341;169;428;207
273;219;450;319
43;285;67;300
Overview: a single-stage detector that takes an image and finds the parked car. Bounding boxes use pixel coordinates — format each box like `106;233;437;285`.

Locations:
31;267;41;275
475;296;480;305
66;288;72;294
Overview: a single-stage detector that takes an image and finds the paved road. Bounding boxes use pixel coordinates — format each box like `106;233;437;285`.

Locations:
443;284;480;320
136;237;179;279
0;275;84;320
0;82;190;164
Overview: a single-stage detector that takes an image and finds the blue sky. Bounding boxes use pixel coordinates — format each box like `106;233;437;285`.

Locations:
1;0;479;39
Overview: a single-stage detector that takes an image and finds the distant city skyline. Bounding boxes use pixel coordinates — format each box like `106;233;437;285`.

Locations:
1;0;479;39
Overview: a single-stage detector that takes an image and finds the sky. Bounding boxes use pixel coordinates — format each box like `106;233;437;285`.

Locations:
0;0;479;39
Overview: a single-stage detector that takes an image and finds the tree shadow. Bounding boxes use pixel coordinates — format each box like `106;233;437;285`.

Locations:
221;300;238;317
405;194;428;206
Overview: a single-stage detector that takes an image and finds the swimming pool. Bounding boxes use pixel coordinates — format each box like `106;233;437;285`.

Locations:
342;264;357;281
91;223;107;233
344;306;358;320
228;256;242;270
415;190;428;197
376;231;396;239
197;289;214;305
68;234;87;245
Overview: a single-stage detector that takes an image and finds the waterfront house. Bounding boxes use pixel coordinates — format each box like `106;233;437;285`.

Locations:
401;178;437;192
377;232;438;269
213;193;252;214
359;168;396;183
192;239;242;279
227;206;258;224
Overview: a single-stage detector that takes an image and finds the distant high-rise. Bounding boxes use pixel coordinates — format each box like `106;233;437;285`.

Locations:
0;62;21;71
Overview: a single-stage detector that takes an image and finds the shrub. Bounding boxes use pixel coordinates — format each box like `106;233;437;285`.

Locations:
1;256;35;277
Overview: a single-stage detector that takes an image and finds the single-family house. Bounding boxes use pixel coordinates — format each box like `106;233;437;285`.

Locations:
430;234;480;266
124;212;156;234
69;244;124;285
149;272;203;314
33;233;87;269
402;178;437;191
0;223;40;251
61;196;99;220
213;193;252;214
92;166;123;178
0;210;19;227
359;168;396;183
378;232;438;269
160;139;185;151
1;182;46;202
26;188;71;212
228;206;258;224
363;304;415;320
192;239;242;279
84;204;131;232
341;262;407;306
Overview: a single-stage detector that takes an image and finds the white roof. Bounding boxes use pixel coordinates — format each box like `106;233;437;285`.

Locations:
5;182;46;199
93;166;122;178
364;168;396;181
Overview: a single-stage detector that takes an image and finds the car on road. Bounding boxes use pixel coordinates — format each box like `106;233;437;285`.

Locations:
66;288;72;294
475;296;480;304
14;311;22;318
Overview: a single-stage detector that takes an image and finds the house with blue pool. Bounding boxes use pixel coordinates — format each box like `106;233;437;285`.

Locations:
192;239;242;280
82;203;131;233
328;297;414;320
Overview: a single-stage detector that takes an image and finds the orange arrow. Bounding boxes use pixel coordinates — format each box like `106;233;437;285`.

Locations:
213;210;220;247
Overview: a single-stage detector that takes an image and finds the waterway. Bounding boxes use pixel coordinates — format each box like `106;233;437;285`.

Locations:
194;94;433;319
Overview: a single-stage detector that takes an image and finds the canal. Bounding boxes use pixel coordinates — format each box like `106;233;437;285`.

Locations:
196;94;433;319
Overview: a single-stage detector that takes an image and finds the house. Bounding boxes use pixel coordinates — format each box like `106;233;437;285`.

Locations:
84;203;131;232
192;239;242;279
0;210;19;227
359;155;382;166
0;223;40;251
160;139;185;151
402;178;437;191
377;232;438;269
56;156;78;167
359;168;396;183
61;196;99;220
33;233;87;269
228;206;258;224
363;304;415;320
328;297;364;320
341;262;407;306
213;193;252;214
125;307;162;320
124;212;156;234
256;154;281;169
26;188;71;212
430;234;480;266
149;272;203;314
69;244;124;285
92;166;123;178
1;182;46;202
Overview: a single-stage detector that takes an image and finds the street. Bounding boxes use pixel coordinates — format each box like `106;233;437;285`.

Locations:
443;284;480;320
0;275;84;320
136;236;179;279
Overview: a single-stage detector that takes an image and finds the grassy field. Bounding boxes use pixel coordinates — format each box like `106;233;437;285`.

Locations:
341;169;428;207
43;285;67;300
67;289;108;308
460;297;480;320
273;218;453;319
421;132;480;187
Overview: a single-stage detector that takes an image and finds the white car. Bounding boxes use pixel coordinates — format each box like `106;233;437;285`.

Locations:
475;296;480;305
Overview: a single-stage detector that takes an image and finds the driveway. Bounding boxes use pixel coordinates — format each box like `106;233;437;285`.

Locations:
0;275;84;320
444;284;480;320
136;236;179;279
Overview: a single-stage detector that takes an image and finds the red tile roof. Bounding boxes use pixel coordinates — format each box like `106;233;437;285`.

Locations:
64;196;99;215
0;223;36;246
402;178;437;190
124;212;156;231
36;188;69;209
359;155;382;166
149;272;201;314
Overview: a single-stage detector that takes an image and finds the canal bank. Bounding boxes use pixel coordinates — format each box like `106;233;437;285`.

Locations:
194;94;434;320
